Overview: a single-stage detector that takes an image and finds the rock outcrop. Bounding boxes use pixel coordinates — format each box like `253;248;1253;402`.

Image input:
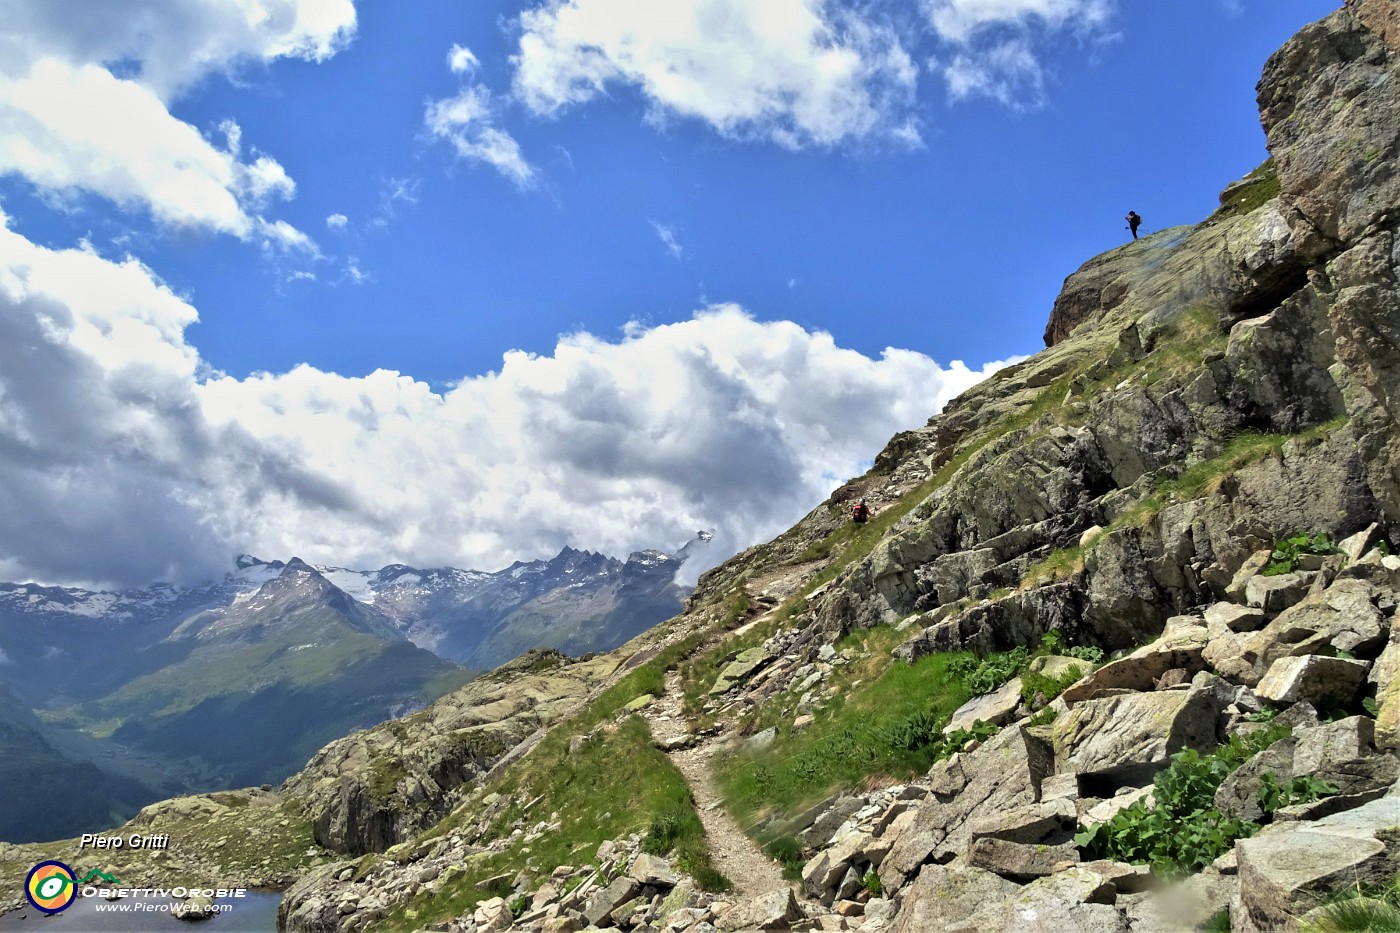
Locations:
283;650;619;856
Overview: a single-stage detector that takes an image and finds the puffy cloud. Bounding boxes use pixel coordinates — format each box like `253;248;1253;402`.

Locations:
0;61;252;235
0;213;239;585
512;0;920;148
200;308;1013;583
924;0;1113;44
0;0;357;98
924;0;1115;106
257;218;321;257
425;82;537;187
942;38;1045;106
326;213;348;229
448;44;481;75
0;216;1014;589
0;0;352;243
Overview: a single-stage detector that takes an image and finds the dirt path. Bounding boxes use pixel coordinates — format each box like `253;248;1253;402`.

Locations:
645;672;790;899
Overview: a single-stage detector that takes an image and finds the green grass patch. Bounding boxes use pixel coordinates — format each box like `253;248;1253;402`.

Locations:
1020;663;1086;708
716;643;975;829
765;836;806;881
382;715;727;933
1215;160;1281;218
1021;543;1089;588
1303;898;1400;933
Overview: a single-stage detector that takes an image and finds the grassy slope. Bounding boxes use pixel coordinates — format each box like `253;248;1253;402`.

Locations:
375;656;727;932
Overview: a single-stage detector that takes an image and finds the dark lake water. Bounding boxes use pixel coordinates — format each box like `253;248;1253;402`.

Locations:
0;893;281;932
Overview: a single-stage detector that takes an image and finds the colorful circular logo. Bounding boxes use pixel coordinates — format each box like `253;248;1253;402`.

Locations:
25;860;77;914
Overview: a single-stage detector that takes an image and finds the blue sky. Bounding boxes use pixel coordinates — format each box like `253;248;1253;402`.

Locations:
0;0;1342;586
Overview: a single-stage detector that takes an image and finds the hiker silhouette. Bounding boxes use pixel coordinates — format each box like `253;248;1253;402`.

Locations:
1126;211;1142;240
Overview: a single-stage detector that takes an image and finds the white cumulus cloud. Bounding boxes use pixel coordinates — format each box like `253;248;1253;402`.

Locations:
0;0;351;245
448;43;481;75
0;214;1015;589
0;0;357;98
924;0;1115;106
512;0;921;148
942;38;1046;106
924;0;1114;44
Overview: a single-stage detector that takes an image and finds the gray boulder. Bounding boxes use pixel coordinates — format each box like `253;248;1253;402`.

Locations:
1050;685;1223;787
999;867;1128;933
583;876;640;927
945;677;1023;734
1235;795;1400;930
1255;655;1369;706
1058;624;1206;705
715;888;799;932
891;862;1020;933
880;726;1045;892
1245;573;1310;613
967;837;1079;881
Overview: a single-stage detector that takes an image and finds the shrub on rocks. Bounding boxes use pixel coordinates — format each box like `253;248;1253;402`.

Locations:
1074;727;1291;875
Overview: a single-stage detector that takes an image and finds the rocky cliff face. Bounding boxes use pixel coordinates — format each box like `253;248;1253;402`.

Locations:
3;3;1399;931
282;649;621;857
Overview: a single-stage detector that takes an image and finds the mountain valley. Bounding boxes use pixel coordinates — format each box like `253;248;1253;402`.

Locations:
0;541;699;843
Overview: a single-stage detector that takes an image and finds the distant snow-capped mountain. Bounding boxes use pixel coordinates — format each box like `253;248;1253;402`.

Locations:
0;534;708;704
304;537;704;669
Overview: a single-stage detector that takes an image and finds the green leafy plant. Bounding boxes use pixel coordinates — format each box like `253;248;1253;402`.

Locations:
1021;663;1084;708
1244;706;1280;723
948;646;1028;695
508;895;528;918
1039;631;1104;663
931;721;998;759
881;708;947;752
1075;727;1291;876
1263;531;1339;576
1364;697;1381;717
1257;773;1337;814
862;871;884;897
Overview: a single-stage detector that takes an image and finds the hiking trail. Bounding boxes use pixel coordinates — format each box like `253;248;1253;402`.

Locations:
644;671;790;899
